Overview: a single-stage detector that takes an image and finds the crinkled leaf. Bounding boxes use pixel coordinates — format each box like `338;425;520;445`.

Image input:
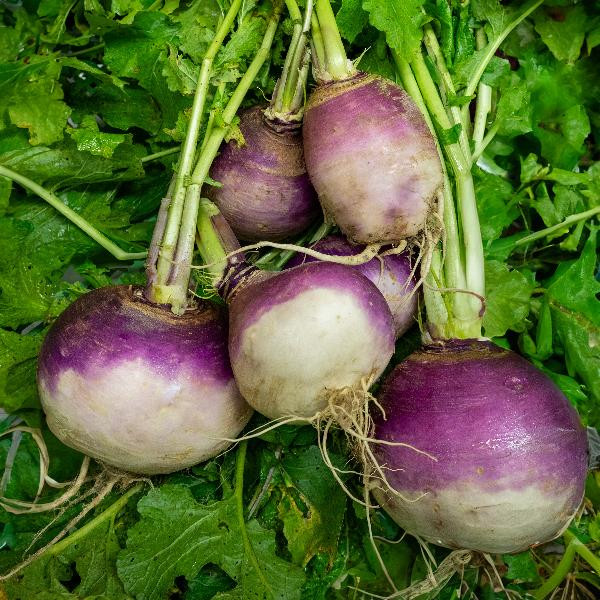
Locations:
336;0;369;44
362;0;426;62
495;77;532;137
533;4;590;64
546;233;600;402
474;169;520;245
503;551;541;583
2;505;129;599
279;447;346;566
483;261;534;338
0;329;43;412
67;115;129;158
117;485;305;600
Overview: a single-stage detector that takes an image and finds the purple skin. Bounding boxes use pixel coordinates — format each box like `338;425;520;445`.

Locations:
227;261;395;420
287;234;418;337
206;106;321;242
37;286;252;475
303;73;443;245
371;339;588;553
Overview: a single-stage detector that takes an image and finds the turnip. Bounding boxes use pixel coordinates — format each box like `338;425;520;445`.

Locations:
372;340;588;553
37;286;250;474
206;106;319;241
287;234;418;337
32;4;283;475
302;0;443;245
363;31;589;554
227;261;395;420
196;204;396;422
206;2;320;241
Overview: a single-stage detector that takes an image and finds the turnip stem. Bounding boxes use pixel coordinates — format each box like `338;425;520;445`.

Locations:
310;13;326;72
271;0;312;117
272;0;303;114
0;165;146;261
45;484;143;558
515;206;600;246
314;0;351;79
461;0;544;124
472;29;492;157
150;0;243;303
196;199;238;285
533;530;600;599
423;25;471;163
410;51;485;337
140;146;180;163
471;123;498;164
394;53;466;299
166;7;281;312
235;441;274;596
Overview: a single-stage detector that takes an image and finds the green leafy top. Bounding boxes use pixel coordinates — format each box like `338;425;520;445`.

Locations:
1;1;600;599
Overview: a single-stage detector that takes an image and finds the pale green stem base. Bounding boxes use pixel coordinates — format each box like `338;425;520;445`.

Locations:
150;0;243;303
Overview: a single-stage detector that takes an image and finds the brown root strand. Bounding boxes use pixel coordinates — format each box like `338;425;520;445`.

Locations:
0;426;91;514
0;466;146;582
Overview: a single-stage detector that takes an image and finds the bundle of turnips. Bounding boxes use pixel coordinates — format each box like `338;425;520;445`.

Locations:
1;0;598;595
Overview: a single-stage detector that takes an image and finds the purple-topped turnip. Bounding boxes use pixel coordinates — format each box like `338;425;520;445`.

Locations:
364;33;588;554
34;6;283;475
38;286;250;474
206;1;320;241
287;234;418;337
302;1;443;245
206;107;319;241
227;261;395;419
196;201;396;421
372;340;587;553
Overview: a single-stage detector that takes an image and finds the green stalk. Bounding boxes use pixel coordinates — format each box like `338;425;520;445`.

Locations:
269;0;312;118
140;146;180;163
0;165;146;261
515;206;600;246
394;52;466;298
471;123;499;164
471;29;492;158
150;0;243;303
464;0;544;99
271;0;303;114
235;441;274;597
46;484;143;558
166;6;282;313
423;247;450;339
423;25;471;163
533;531;600;600
314;0;352;79
410;51;485;338
196;199;231;286
201;82;227;152
310;12;326;72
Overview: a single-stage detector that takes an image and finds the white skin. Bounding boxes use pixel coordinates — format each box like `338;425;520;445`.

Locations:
39;360;253;475
373;479;582;554
231;288;394;419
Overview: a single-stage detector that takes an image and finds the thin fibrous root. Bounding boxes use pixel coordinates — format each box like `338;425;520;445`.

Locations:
351;548;473;600
0;426;91;513
0;466;146;581
191;241;385;271
313;376;437;508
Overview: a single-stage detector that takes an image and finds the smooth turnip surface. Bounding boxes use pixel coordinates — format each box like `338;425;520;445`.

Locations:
228;262;395;420
371;339;588;554
303;73;442;245
38;286;252;475
287;234;418;336
207;106;320;242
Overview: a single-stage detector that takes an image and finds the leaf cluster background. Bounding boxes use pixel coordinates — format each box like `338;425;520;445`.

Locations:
0;0;599;598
